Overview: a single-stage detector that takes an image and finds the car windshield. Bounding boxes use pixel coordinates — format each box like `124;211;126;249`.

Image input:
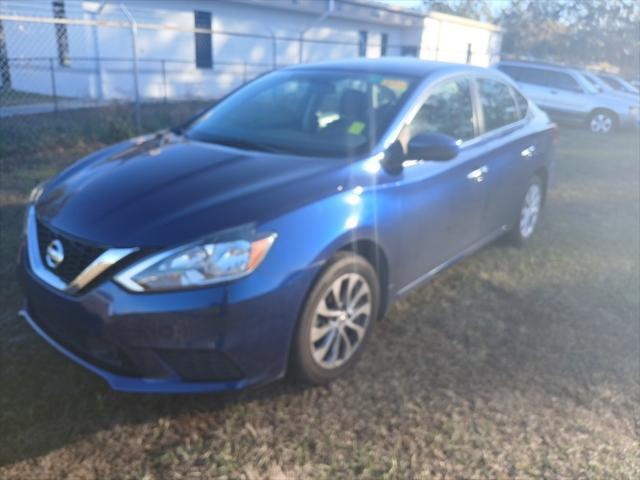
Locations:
185;70;419;158
599;74;639;94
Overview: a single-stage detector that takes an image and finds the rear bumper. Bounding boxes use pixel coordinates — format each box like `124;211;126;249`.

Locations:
18;244;318;393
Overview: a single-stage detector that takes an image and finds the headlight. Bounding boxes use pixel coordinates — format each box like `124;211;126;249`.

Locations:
114;231;276;292
24;181;46;235
29;182;46;204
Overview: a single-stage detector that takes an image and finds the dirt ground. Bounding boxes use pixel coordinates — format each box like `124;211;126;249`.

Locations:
0;122;638;479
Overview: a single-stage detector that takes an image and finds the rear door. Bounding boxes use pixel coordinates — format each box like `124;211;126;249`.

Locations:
539;70;588;119
471;76;534;236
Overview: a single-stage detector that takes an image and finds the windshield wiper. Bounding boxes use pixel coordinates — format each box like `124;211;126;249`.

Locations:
191;134;279;153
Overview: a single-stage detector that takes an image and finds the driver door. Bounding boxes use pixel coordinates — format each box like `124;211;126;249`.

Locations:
390;77;487;289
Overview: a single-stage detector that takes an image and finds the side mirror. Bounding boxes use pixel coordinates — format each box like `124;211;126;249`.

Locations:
407;132;459;161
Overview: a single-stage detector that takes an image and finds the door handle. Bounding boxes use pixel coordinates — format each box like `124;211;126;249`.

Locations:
521;145;536;158
467;165;488;183
550;90;558;94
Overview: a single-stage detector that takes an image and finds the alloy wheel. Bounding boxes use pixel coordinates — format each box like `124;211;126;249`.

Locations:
590;113;613;133
520;182;542;239
310;272;372;369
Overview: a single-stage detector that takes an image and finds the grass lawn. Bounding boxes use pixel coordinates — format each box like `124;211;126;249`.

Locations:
0;111;638;478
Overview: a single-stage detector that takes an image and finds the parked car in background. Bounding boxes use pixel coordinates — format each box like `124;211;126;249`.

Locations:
579;70;640;112
496;61;640;134
596;72;640;96
579;70;638;102
19;59;556;393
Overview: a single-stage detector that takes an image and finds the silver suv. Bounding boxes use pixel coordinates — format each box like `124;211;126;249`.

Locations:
495;61;639;134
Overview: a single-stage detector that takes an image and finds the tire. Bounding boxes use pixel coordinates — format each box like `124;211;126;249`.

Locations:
588;109;617;134
290;251;380;385
506;175;544;246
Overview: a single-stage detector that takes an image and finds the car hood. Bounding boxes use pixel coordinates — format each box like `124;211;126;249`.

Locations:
36;133;344;247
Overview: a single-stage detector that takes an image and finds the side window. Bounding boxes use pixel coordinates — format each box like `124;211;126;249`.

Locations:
513;89;529;119
405;78;475;144
516;67;549;87
477;78;520;131
546;71;582;92
497;65;521;81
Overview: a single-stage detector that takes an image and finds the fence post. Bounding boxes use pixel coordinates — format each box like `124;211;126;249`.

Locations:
161;59;167;103
0;19;12;90
265;25;277;70
120;4;141;133
466;43;472;64
49;57;58;112
242;62;247;84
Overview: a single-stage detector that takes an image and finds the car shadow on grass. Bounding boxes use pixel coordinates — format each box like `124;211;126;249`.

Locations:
2;231;636;469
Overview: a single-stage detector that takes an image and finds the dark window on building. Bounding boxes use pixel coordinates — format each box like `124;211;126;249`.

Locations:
400;46;418;57
358;30;368;57
477;78;520;132
52;1;70;67
194;11;212;69
380;33;388;56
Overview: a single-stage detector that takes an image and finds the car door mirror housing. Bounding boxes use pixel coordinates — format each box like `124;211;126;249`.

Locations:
382;140;406;174
407;132;459;162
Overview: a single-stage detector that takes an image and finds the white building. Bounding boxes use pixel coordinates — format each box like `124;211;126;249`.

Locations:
0;0;502;102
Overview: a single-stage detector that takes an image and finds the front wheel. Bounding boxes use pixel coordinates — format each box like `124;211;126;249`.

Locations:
290;252;380;385
507;175;544;246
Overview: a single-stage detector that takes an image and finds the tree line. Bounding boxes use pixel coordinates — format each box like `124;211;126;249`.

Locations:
423;0;640;77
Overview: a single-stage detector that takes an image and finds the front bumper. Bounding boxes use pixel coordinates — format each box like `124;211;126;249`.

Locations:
18;244;317;393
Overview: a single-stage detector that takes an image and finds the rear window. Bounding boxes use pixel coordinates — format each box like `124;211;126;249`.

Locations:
477;78;520;132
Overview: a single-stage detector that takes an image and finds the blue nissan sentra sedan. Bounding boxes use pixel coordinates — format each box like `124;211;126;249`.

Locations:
18;58;556;393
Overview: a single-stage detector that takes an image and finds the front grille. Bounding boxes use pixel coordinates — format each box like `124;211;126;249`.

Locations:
37;220;106;284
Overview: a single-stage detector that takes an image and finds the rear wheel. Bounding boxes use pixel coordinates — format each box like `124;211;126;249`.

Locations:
507;175;544;246
588;110;617;134
290;252;379;385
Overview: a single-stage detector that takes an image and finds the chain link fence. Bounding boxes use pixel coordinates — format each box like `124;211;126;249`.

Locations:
0;1;490;166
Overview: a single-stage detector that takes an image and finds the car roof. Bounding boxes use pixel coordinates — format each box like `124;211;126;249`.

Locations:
497;60;579;75
286;57;488;78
